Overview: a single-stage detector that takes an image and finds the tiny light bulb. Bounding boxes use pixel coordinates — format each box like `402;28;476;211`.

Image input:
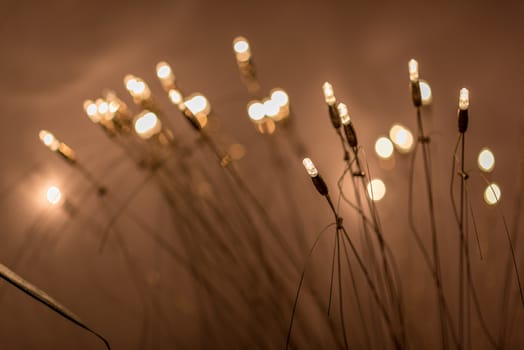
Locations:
46;186;62;205
247;101;265;122
302;157;319;177
124;75;137;91
185;94;210;116
97;100;109;115
419;80;432;105
478;148;495;172
367;179;386;201
39;130;60;151
168;89;183;105
270;89;289;107
337;102;350;125
263;98;280;118
409;59;419;82
156;61;172;79
323;82;336;106
389;124;414;153
459;88;469;110
233;36;251;62
484;183;501;205
83;100;98;117
134;111;162;139
375;137;394;159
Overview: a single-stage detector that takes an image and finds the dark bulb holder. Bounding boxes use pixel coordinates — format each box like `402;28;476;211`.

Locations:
328;104;341;129
182;108;202;131
410;81;422;107
343;123;358;148
458;108;468;133
311;175;329;196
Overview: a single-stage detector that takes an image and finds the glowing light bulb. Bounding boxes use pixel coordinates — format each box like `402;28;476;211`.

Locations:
323;82;336;106
156;61;172;79
302;158;318;177
97;99;109;115
409;59;419;82
83;100;98;117
459;88;469;110
168;89;183;105
419;80;432;105
124;75;151;100
478;148;495;172
389;124;414;153
134;111;162;139
46;186;62;205
270;89;289;107
375;137;394;159
233;36;251;62
484;183;501;205
124;75;137;91
185;94;211;116
263;98;280;118
337;102;350;125
247;101;265;122
39;130;60;151
367;179;386;201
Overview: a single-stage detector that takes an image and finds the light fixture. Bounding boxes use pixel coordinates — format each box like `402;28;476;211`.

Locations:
459;88;469;110
408;59;419;83
38;130;76;163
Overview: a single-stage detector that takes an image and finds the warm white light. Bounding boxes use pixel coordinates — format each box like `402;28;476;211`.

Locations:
134;111;162;139
233;36;251;62
459;88;469;110
97;100;109;115
409;59;419;82
46;186;62;205
84;100;98;117
124;75;137;91
247;101;265;121
420;80;432;105
263;98;280;118
337;102;350;125
185;94;210;116
124;75;150;99
168;89;183;105
109;101;120;113
478;148;495;172
39;130;60;151
367;179;386;201
302;158;318;177
375;137;394;159
484;183;501;205
322;82;336;106
270;89;289;107
156;62;172;79
389;124;414;153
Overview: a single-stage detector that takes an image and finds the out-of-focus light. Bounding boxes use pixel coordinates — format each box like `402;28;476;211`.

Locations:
389;124;414;153
459;88;469;110
478;148;495;172
233;36;251;62
46;186;62;205
263;98;280;118
109;101;120;113
156;62;172;79
270;89;289;107
337;102;350;125
484;183;501;205
84;100;98;117
97;99;109;115
302;158;318;177
409;59;419;82
168;89;183;105
247;101;265;122
185;94;211;116
134;111;162;139
375;137;394;159
420;80;432;105
39;130;60;151
124;75;151;100
367;179;386;201
322;82;336;106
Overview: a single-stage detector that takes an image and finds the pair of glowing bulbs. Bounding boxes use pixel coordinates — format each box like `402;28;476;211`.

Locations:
248;89;289;122
374;125;415;159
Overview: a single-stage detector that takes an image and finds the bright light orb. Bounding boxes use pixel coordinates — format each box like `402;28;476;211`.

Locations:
484;183;501;205
233;36;251;62
302;158;318;177
419;80;432;105
247;101;265;121
39;130;60;151
389;124;414;153
185;94;210;116
134;111;162;139
84;100;98;117
168;89;183;105
156;62;172;79
375;137;394;159
367;179;386;201
270;89;289;107
263;98;280;118
478;148;495;173
46;186;62;205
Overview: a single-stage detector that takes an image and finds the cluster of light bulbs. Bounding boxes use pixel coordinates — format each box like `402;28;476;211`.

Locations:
247;89;290;133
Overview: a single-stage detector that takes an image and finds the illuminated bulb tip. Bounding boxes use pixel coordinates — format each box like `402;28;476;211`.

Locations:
97;100;109;114
459;88;469;110
367;179;386;201
408;59;419;82
185;94;210;116
322;82;336;106
478;148;495;172
156;61;172;79
389;124;414;153
270;89;289;107
134;111;161;139
168;89;183;105
83;100;98;116
484;183;501;205
419;80;432;105
233;36;251;62
337;102;350;125
375;137;394;159
263;98;280;118
302;158;319;177
38;130;60;151
124;75;136;90
46;186;62;205
247;101;265;121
